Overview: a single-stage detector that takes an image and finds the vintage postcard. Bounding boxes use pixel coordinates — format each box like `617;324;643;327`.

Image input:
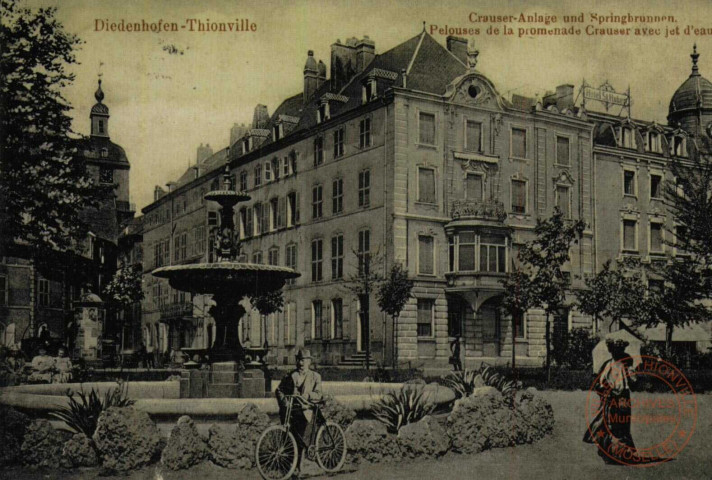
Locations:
1;0;711;479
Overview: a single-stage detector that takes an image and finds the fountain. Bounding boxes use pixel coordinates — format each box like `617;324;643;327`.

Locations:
152;167;299;397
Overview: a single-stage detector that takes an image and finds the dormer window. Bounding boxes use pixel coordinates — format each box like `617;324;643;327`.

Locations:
671;135;687;157
273;123;283;141
646;131;661;153
317;102;330;123
101;147;109;158
243;137;253;153
362;78;377;104
620;127;634;149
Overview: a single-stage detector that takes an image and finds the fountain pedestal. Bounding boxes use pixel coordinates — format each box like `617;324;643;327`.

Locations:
180;362;266;398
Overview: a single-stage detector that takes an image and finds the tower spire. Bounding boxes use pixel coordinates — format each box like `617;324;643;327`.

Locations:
95;78;105;103
691;44;700;77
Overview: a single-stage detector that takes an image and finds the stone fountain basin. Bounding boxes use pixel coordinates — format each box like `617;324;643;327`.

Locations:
0;381;455;418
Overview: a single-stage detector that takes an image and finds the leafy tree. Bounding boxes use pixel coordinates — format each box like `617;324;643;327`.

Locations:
1;2;107;258
248;289;284;348
500;270;536;370
636;258;711;357
343;250;383;370
575;259;648;334
376;263;414;367
513;208;585;378
103;264;144;307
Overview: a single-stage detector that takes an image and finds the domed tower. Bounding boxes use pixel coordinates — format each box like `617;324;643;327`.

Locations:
90;79;110;138
668;45;712;137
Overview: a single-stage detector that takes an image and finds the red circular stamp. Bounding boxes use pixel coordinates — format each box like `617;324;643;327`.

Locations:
585;355;697;467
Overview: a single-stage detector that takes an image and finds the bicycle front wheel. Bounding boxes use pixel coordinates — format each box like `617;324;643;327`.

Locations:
315;421;347;472
255;425;299;480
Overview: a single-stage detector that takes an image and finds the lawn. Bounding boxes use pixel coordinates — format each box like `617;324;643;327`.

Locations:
2;390;710;480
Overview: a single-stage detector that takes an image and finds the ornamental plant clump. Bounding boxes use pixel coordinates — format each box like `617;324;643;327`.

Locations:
50;381;134;438
371;385;435;433
444;366;521;400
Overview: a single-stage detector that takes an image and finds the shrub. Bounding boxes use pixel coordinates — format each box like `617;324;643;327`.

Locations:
371;386;435;433
321;393;356;428
50;381;135;437
561;327;598;369
444;366;520;400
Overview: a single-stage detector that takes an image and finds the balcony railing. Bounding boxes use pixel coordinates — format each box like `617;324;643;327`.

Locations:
450;200;507;222
159;302;193;320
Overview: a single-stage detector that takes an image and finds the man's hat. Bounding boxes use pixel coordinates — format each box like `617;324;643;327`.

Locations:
606;339;629;352
295;349;312;360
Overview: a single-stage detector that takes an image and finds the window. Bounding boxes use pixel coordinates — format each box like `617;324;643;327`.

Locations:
417;299;434;337
332;178;343;214
98;120;104;134
239;171;248;191
650;174;662;199
358;170;370;207
285;244;297;284
511;127;527;158
271;157;280;181
163;239;170;266
623;219;637;251
282;157;290;177
358;229;370;275
556;136;570;165
270;197;279;231
273;124;282;141
252;251;263;264
359;118;371;148
261;201;270;234
675;225;688;256
268;247;280;266
245;206;253;237
457;232;476;271
418;167;436;204
254;203;262;235
174;235;182;262
363;79;376;103
312;300;323;340
208;211;218;227
311;239;323;282
647;132;661;153
180;232;187;260
38;279;49;307
466;173;483;201
650;222;663;253
465;120;481;152
287;192;300;226
254;164;262;187
621;128;634;148
513;311;525;339
672;136;686;157
0;275;7;306
624;170;636;196
289;151;297;174
418;235;434;275
480;234;506;273
264;162;273;182
511;179;526;214
331;234;344;280
314;137;324;166
195;226;206;254
318;102;330;123
331;299;343;339
419;112;436;145
312;185;323;219
239;208;247;239
101;147;108;158
99;167;113;184
555;185;570;218
333;128;344;158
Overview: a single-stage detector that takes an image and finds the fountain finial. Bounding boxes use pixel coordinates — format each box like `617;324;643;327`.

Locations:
223;165;233;191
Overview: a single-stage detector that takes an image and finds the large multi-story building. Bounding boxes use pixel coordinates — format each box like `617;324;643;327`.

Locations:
140;31;712;368
1;80;134;351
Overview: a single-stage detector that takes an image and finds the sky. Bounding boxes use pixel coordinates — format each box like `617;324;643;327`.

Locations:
19;0;712;211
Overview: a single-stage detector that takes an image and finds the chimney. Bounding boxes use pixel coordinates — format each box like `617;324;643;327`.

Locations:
555;84;575;111
197;143;213;164
317;60;327;90
230;123;248;146
355;36;375;72
304;50;319;103
447;36;468;64
252;104;270;129
330;38;356;92
154;185;165;201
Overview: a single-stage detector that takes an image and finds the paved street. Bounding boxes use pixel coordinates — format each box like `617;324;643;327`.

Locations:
3;391;710;480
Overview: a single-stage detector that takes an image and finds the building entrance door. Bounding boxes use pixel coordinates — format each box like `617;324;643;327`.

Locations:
479;300;501;357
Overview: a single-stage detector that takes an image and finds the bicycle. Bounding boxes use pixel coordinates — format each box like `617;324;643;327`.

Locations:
255;394;347;480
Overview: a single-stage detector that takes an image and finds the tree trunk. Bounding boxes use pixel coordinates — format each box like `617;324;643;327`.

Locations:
665;324;673;358
511;312;517;370
545;313;551;383
393;314;399;369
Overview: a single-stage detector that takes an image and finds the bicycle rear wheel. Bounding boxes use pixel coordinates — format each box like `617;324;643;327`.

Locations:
255;425;299;480
315;421;346;472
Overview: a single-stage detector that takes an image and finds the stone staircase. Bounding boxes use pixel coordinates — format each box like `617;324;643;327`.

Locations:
338;352;370;367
